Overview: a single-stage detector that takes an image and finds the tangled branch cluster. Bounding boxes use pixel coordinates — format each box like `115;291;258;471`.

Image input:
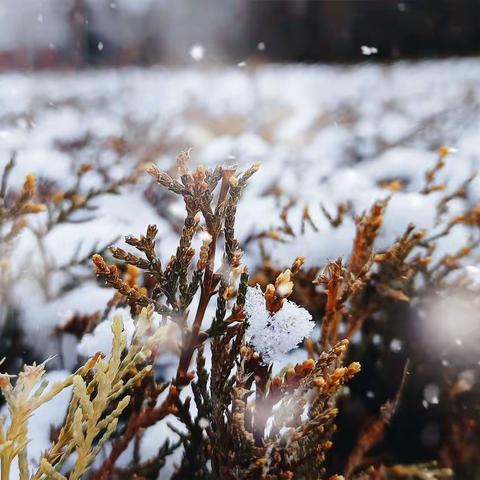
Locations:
2;148;479;479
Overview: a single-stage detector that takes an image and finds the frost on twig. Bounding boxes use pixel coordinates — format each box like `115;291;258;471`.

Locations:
244;285;314;362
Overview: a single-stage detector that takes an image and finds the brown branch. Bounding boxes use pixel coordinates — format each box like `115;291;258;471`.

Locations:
93;167;233;479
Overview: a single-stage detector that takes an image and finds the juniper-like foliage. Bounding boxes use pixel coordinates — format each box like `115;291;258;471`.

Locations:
4;148;478;480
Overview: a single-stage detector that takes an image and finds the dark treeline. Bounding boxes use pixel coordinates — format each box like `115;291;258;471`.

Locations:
244;0;480;63
3;0;480;70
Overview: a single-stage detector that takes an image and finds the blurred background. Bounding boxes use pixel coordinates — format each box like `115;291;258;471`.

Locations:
0;0;479;70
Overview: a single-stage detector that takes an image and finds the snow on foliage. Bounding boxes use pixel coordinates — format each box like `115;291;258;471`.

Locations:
77;306;173;359
1;59;479;346
244;285;314;362
2;59;480;479
77;307;135;358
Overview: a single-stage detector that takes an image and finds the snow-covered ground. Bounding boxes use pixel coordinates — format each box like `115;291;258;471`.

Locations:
3;58;480;343
2;59;480;473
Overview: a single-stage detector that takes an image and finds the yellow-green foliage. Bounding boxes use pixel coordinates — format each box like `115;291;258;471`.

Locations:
0;306;168;480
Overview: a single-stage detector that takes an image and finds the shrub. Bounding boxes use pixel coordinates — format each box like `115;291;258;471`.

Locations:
2;149;478;479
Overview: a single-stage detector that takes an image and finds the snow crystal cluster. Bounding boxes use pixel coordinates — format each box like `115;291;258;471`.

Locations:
244;286;314;362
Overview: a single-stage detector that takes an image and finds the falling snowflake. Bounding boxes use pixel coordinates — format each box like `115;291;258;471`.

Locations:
189;44;205;61
198;417;210;429
97;41;104;51
390;338;403;352
361;45;378;56
257;42;266;51
237;61;247;68
244;286;314;362
423;383;440;405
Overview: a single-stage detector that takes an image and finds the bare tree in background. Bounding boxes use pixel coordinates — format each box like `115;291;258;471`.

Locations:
70;0;88;68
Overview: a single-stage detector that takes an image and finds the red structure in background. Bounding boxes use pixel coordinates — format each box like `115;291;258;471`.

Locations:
0;48;62;72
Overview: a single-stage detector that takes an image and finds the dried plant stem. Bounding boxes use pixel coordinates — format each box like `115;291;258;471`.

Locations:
94;169;231;480
176;282;212;385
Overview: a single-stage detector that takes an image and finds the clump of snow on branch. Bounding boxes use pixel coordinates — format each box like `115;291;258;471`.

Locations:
244;286;314;362
77;307;135;358
77;308;175;357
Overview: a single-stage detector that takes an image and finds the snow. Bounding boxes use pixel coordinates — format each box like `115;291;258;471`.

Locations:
189;44;205;61
423;383;440;405
360;46;378;56
139;416;185;475
77;307;135;358
244;286;314;362
18;282;113;363
463;265;480;289
0;370;72;476
390;338;403;353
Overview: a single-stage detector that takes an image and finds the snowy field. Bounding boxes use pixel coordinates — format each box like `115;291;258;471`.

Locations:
4;57;480;345
2;58;480;474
